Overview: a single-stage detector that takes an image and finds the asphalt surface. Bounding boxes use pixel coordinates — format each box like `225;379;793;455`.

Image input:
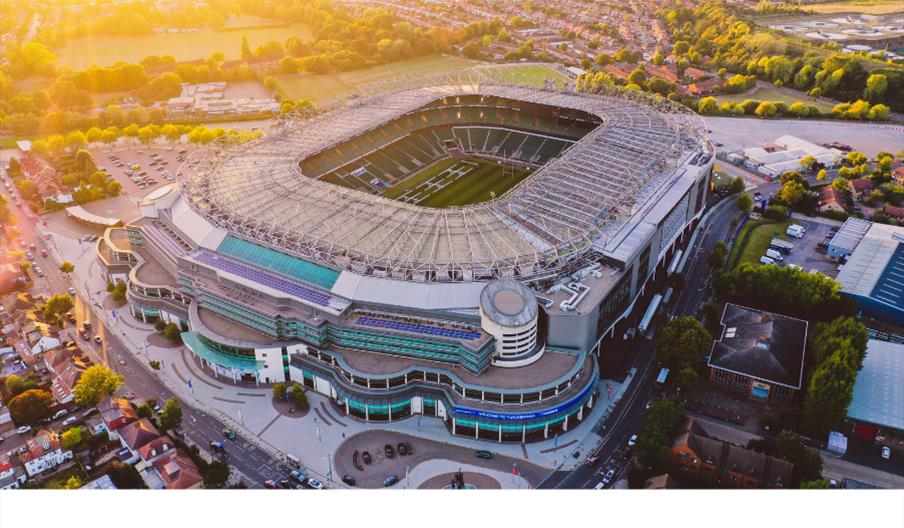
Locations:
1;174;287;489
539;195;750;489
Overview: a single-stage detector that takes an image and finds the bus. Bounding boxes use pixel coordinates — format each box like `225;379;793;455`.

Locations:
655;368;670;389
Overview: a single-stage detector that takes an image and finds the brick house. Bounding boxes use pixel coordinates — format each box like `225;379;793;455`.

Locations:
884;204;904;222
687;78;724;96
819;186;847;213
98;396;138;440
152;450;204;489
847;178;873;201
669;418;793;489
118;418;161;463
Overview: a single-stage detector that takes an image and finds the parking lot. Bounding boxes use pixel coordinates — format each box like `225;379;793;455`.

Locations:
89;145;197;197
771;219;841;278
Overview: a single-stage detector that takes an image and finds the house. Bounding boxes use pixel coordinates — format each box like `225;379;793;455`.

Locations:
669;418;793;488
118;418;160;463
819;186;847;213
19;429;73;478
151;450;204;489
43;347;87;404
684;67;708;81
98;396;138;439
848;178;873;201
136;435;175;467
687;78;724;95
892;166;904;186
644;63;679;83
883;204;904;222
707;304;808;401
603;62;634;81
0;454;28;489
644;473;680;489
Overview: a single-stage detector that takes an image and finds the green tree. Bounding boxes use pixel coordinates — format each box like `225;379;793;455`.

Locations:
59;261;75;276
799;155;816;171
241;36;252;60
755;101;778;117
697;96;718;115
863;73;887;102
108;461;148;489
802;353;855;437
289;383;309;410
868;104;890;121
272;382;288;400
708;241;728;269
43;294;74;319
634;398;684;472
8;389;54;426
655;317;712;372
64;476;83;489
163;323;182;342
61;427;84;451
800;479;829;489
736;192;753;213
730;176;746;194
73;365;125;406
816;169;827;182
5;374;37;397
204;460;230;488
675;367;699;395
159;398;183;430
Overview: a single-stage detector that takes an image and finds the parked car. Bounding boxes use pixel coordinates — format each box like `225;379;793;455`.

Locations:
383;475;399;487
289;470;307;484
277;478;292;489
52;409;69;420
263;479;278;489
341;475;356;486
881;446;891;460
16;426;31;434
68;287;76;296
306;479;324;490
475;450;493;459
602;469;615;485
223;429;237;440
62;416;78;427
627;434;637;448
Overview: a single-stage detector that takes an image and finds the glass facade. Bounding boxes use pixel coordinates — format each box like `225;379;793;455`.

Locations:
216;235;340;290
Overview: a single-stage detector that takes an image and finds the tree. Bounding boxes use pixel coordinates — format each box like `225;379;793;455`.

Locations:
816;169;827;182
634;398;684;472
61;427;84;451
205;460;230;488
159;398;183;430
59;261;74;276
64;476;83;489
154;319;166;332
111;281;127;302
799;155;816;171
43;294;74;320
802;353;855;437
708;241;728;269
273;382;288;400
289;383;309;410
73;365;125;406
754;101;778;118
241;36;252;60
108;461;148;489
800;479;829;489
868;103;890;121
5;374;37;397
736;192;753;213
863;73;887;102
164;322;182;342
8;389;54;426
697;96;718;115
675;367;699;395
136;402;154;419
729;176;746;194
655;317;712;372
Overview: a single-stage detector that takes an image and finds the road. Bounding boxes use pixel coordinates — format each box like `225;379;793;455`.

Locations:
540;196;746;489
2;169;288;488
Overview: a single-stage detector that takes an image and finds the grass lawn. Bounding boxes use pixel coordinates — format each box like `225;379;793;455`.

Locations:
474;63;570;88
805;1;904;14
271;55;479;103
382;157;530;207
716;85;836;113
54;22;313;69
712;170;734;188
419;159;530;208
39;464;87;489
729;218;794;269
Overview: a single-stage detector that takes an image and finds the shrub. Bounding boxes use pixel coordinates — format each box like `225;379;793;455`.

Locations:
763;205;788;220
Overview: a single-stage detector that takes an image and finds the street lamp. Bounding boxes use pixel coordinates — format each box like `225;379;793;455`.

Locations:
325;453;333;483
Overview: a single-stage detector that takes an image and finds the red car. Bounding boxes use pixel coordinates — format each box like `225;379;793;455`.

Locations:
263;479;278;489
41;250;48;257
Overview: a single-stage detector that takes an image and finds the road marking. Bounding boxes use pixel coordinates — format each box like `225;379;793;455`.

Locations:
257;414;282;437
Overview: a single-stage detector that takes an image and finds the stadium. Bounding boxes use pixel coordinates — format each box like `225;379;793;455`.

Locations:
100;74;713;442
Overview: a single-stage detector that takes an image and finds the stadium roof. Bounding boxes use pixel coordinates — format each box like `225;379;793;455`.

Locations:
847;340;904;432
708;304;808;389
835;221;904;312
181;74;707;281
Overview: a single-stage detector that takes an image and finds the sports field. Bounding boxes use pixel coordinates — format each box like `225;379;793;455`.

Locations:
271;56;570;103
53;22;313;69
715;85;836;113
382;157;531;208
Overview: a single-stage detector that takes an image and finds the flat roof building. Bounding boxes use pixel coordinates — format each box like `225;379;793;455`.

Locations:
834;220;904;327
846;339;904;444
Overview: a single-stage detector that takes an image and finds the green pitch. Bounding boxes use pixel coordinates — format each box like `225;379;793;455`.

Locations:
382;158;531;208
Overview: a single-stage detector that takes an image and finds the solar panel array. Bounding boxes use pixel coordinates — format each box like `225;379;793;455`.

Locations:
357;316;482;341
192;250;333;307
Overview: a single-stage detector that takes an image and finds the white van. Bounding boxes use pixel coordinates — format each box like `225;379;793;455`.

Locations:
765;249;784;261
786;226;804;238
760;256;776;265
593;482;605;490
